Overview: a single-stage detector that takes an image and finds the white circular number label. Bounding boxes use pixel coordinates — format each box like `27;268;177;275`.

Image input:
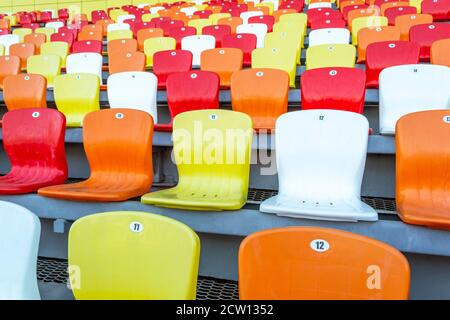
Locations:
310;239;330;252
130;222;144;233
32;111;40;118
443;116;450;123
209;114;218;120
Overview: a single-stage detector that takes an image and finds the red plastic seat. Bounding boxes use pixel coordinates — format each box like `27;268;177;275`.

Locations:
151;17;171;28
51;32;75;48
308;8;343;26
59;26;78;41
22;23;40;31
132;21;154;36
222;33;257;67
301;67;366;114
202;24;231;46
168;26;197;49
39;11;53;23
72;40;103;54
248;15;275;32
310;18;347;30
365;41;420;87
384;6;417;25
153;49;193;89
193;10;213;18
421;0;450;21
59;8;69;20
160;20;185;36
0;108;67;194
155;70;219;131
409;23;450;61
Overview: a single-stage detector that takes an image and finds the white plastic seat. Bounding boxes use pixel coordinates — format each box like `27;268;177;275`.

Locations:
150;6;165;14
236;23;268;48
308;28;350;47
260;109;377;222
0;201;41;300
240;11;263;23
308;2;333;9
66;53;104;85
107;23;131;33
180;6;198;16
45;21;64;32
0;34;19;55
117;14;135;24
181;35;216;67
107;71;158;121
379;64;450;135
138;3;149;8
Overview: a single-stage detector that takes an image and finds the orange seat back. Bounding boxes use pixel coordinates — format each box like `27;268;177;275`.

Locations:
109;51;146;74
340;0;365;12
24;33;46;54
348;6;380;30
394;13;433;40
107;38;138;55
357;26;401;61
95;19;114;36
217;17;243;33
0;56;20;89
239;227;410;300
273;9;297;22
431;39;450;67
380;1;409;14
78;29;103;42
200;48;243;87
9;43;36;69
137;28;164;51
3;74;47;110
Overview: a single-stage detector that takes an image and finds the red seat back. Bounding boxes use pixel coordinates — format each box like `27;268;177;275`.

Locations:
202;24;231;46
409;23;450;61
153;50;193;89
222;33;257;67
72;40;103;54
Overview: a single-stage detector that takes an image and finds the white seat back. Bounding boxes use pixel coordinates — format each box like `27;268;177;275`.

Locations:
308;2;332;9
240;11;263;23
236;23;268;48
107;23;130;33
117;14;135;24
45;21;64;32
0;34;20;55
180;6;198;16
308;28;350;47
150;6;166;14
379;64;450;134
181;35;216;67
66;53;104;85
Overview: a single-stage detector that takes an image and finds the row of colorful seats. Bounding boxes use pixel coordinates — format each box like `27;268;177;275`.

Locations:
1;201;410;300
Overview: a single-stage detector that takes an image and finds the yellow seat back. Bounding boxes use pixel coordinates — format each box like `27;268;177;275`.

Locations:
109;9;128;22
0;44;4;56
35;27;55;42
409;0;423;13
40;41;69;68
144;37;176;67
188;18;211;34
352;16;388;44
272;21;305;48
68;211;200;300
306;44;356;70
265;31;301;64
278;13;307;35
107;29;133;42
27;54;60;87
54;73;100;127
252;46;297;87
256;2;274;14
12;28;32;42
142;13;159;22
209;13;231;24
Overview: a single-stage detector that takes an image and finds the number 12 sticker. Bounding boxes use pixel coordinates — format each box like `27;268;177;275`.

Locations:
310;239;330;252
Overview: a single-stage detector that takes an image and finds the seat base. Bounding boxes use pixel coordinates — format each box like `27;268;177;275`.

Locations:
260;195;378;222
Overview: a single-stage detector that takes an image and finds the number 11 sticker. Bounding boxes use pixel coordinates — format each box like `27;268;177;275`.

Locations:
130;221;144;233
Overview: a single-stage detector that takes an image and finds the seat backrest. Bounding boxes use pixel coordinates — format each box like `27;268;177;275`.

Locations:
187;18;210;34
352;16;388;44
24;33;46;53
181;34;216;66
0;34;19;54
109;51;146;74
308;27;350;47
357;26;401;62
275;109;369;200
34;27;55;41
68;211;199;300
3;74;47;110
137;28;164;50
379;64;450;134
168;26;197;47
222;33;257;66
40;41;69;67
107;71;158;120
409;23;450;61
431;39;450;67
306;44;356;70
66;53;103;84
0;55;20;89
239;227;410;300
231;68;289;130
50;32;74;48
153;49;192;88
78;29;103;42
54;73;100;127
13;28;32;42
107;38;138;55
202;24;231;46
310;18;347;31
240;10;263;23
107;22;130;33
143;36;177;66
26;54;61;87
421;0;450;20
9;43;35;69
0;201;41;300
217;16;243;33
394;13;433;40
107;29;133;41
236;23;268;47
200;48;243;87
45;21;64;32
301;67;366;113
72;40;103;54
248;14;275;31
384;6;417;24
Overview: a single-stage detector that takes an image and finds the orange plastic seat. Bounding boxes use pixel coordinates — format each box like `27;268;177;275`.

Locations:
0;56;20;89
231;68;289;131
431;39;450;67
3;74;47;110
200;48;243;87
96;19;115;36
357;26;401;62
24;33;46;54
217;17;243;33
396;110;450;229
38;109;153;202
380;1;410;15
78;29;103;42
109;51;146;74
9;43;35;69
348;6;380;30
137;28;164;51
273;9;297;22
394;13;433;40
239;227;410;300
107;38;138;55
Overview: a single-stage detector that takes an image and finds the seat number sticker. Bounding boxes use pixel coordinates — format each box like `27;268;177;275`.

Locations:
443;116;450;124
130;222;144;233
310;239;330;252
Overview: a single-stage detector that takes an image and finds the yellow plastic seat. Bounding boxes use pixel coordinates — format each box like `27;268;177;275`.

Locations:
35;27;55;42
306;44;356;70
107;29;133;42
352;16;388;45
188;18;211;34
53;74;100;127
142;13;159;22
252;46;297;87
278;13;308;35
27;54;61;87
40;41;69;68
272;21;305;48
68;211;200;300
143;37;176;67
256;2;274;14
0;44;4;56
264;31;301;64
209;13;231;24
12;28;32;42
409;0;423;13
110;9;128;22
141;109;253;211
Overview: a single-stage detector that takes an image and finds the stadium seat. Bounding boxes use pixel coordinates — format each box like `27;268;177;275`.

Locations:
46;21;64;33
168;26;197;49
107;38;138;54
153;50;193;89
348;6;380;30
222;33;257;67
366;41;420;87
137;28;164;50
50;32;74;49
200;48;243;87
0;34;19;55
144;37;176;66
24;33;46;54
396;110;450;229
40;41;69;68
217;16;243;33
0;201;40;300
306;44;356;70
107;22;130;33
352;16;388;44
357;26;401;62
342;4;369;21
107;29;133;42
53;74;100;127
239;227;410;299
188;18;211;34
308;8;343;26
181;35;215;66
379;64;450;134
13;28;32;42
107;72;158;120
309;2;333;9
142;109;252;210
384;6;417;25
272;21;306;48
409;23;450;61
66;53;103;85
35;27;55;41
27;54;60;87
309;28;350;46
279;13;308;33
252;46;297;87
78;29;103;42
231;68;289;130
68;211;200;299
72;40;103;54
38;108;153;202
301;67;366;113
9;43;35;69
0;56;20;89
240;10;263;23
273;8;298;21
260;109;377;221
394;13;433;40
59;26;79;41
236;23;268;48
421;0;450;20
0;109;67;193
248;14;275;32
431;39;450;67
310;18;347;30
202;24;231;46
109;51;146;74
3;74;47;110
